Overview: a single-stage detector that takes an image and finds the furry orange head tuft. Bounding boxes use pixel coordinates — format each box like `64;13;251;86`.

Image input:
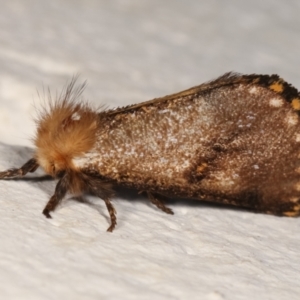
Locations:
34;81;99;177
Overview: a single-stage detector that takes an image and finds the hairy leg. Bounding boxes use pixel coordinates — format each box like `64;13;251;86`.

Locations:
0;158;39;178
147;192;174;215
43;173;69;218
81;172;116;232
102;198;117;232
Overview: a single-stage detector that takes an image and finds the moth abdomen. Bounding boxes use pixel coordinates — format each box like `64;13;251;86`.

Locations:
1;72;300;231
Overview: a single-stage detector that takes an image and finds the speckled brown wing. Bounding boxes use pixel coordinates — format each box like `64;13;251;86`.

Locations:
3;73;300;231
76;73;300;217
106;72;300;116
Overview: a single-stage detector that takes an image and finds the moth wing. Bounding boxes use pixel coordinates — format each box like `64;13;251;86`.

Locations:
106;72;246;116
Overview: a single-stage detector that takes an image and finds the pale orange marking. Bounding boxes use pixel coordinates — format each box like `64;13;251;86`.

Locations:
292;98;300;110
269;82;284;93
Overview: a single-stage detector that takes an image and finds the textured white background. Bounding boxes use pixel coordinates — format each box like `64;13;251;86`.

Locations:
0;1;300;299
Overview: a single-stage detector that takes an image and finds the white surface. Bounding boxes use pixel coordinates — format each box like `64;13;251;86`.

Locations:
0;1;300;299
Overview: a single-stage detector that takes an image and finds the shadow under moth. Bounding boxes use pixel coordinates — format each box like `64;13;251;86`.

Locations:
1;72;300;231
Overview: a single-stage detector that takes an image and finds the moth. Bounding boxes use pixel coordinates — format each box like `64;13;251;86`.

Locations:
1;72;300;232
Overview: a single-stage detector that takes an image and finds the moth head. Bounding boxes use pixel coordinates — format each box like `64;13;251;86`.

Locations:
34;83;99;177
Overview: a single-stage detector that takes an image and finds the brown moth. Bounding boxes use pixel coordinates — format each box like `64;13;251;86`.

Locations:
1;72;300;232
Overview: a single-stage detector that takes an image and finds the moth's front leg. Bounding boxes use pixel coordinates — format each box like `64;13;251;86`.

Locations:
42;173;69;218
0;158;39;179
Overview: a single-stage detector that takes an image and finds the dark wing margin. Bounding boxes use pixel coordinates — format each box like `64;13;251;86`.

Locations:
105;72;300;116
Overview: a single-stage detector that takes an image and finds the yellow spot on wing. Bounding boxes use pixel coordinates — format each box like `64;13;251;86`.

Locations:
292;98;300;110
269;82;284;93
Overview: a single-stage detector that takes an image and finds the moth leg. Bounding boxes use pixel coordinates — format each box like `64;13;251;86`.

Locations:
90;185;116;232
42;173;69;218
102;198;117;232
0;158;39;179
147;192;174;215
81;173;117;232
